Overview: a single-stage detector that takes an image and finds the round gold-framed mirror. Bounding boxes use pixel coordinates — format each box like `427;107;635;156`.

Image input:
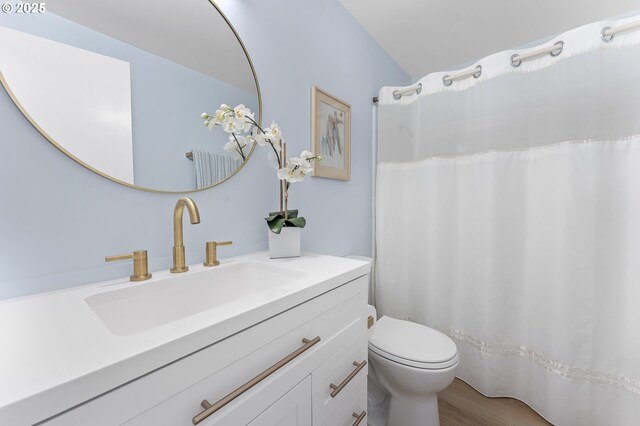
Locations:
0;0;261;193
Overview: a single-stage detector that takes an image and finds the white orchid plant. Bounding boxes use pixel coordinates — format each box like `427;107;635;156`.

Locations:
201;104;321;234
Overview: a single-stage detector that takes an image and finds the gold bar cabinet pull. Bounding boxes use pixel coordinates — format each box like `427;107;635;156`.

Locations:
352;410;367;425
192;336;321;425
105;250;152;282
330;360;367;398
203;241;232;267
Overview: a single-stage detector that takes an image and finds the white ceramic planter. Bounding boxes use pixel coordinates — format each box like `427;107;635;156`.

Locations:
268;227;301;259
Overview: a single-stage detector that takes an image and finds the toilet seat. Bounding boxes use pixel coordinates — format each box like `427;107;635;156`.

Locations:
369;316;458;370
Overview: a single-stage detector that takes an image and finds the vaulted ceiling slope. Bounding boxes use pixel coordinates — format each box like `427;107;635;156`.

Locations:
339;0;640;80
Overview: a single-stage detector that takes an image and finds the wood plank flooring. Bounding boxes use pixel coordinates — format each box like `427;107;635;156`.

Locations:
438;379;553;426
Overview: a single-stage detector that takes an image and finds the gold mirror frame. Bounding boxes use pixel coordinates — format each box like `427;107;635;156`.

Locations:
0;0;261;194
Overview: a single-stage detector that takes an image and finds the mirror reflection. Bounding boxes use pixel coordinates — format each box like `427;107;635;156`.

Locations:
0;0;260;192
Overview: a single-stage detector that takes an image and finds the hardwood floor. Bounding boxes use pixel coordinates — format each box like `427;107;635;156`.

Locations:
438;379;553;426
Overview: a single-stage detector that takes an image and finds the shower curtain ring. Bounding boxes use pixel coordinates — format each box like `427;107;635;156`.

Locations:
473;65;482;78
549;41;564;57
510;54;522;68
601;26;614;42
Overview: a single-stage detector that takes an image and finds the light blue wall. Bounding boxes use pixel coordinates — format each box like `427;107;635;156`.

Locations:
0;0;409;299
0;12;257;191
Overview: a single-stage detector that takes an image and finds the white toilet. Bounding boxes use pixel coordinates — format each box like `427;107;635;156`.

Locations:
368;315;459;426
346;255;458;426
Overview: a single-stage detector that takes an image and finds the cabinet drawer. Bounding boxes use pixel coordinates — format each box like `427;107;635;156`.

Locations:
325;379;368;426
312;332;368;425
246;376;311;426
45;276;367;426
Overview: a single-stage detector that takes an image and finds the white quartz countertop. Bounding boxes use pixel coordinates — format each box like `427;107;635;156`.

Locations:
0;252;370;425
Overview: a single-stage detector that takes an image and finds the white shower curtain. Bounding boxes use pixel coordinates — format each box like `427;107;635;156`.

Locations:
376;15;640;426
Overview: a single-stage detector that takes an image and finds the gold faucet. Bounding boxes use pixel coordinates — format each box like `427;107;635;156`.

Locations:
203;241;233;267
171;197;201;273
105;250;152;281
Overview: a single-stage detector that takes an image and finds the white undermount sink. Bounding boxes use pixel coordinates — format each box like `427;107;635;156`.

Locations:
85;261;307;336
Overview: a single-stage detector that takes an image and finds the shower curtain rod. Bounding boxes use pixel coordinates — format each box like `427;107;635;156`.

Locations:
511;41;564;67
602;19;640;41
373;17;640;103
442;65;482;86
373;83;422;103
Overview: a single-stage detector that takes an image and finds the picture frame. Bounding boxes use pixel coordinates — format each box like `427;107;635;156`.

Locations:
311;86;351;180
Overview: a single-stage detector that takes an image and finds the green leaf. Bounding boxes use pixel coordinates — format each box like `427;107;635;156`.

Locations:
284;217;306;228
265;212;281;222
265;209;298;222
267;217;285;234
265;210;303;233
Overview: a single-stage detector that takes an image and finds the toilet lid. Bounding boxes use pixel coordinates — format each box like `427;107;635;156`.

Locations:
369;316;458;369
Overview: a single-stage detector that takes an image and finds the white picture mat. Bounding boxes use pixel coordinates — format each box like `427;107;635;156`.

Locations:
318;100;345;169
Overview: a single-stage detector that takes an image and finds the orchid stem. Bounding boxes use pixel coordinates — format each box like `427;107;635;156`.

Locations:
231;133;246;161
268;142;280;164
247;117;280;163
283;142;288;220
279;143;284;216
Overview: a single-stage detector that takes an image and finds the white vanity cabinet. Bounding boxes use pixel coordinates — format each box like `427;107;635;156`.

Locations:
245;377;311;426
43;274;369;426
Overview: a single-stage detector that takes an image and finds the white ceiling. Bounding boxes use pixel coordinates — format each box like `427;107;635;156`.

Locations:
48;0;257;93
339;0;640;80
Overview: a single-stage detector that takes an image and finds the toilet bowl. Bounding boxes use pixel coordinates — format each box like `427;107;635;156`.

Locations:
344;255;458;426
368;315;458;426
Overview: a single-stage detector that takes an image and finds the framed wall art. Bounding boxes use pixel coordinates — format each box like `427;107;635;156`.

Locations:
311;86;351;180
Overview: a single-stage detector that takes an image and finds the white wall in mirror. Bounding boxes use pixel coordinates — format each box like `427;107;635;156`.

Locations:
0;7;259;192
0;25;134;184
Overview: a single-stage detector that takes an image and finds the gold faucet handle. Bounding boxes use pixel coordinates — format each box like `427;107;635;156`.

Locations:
105;250;152;282
204;241;233;267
